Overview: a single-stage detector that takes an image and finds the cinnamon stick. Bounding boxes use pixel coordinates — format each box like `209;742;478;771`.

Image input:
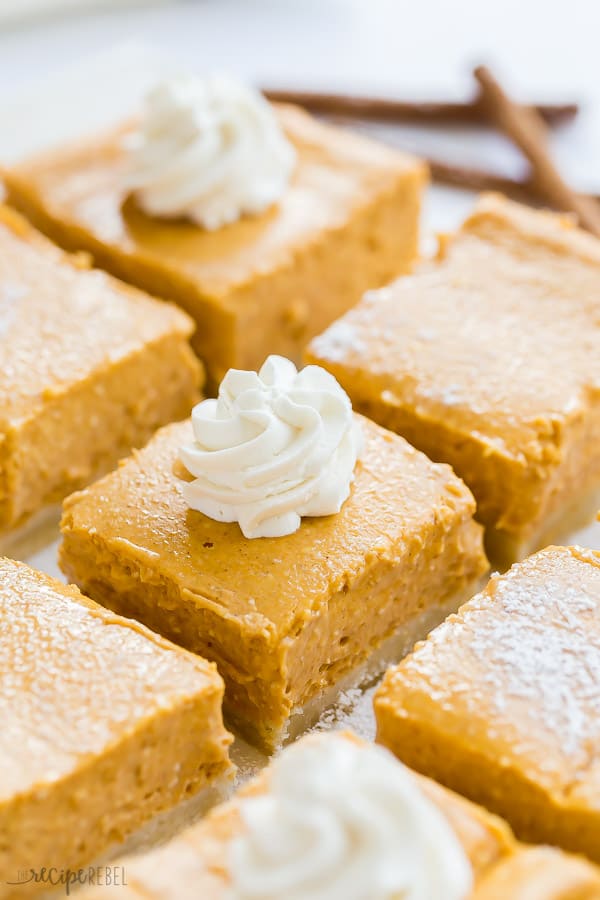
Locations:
427;159;535;202
327;112;537;201
474;66;600;236
428;159;600;206
263;88;578;128
317;110;599;211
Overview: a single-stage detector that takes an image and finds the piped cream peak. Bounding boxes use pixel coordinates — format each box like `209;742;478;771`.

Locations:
126;74;296;230
179;355;362;538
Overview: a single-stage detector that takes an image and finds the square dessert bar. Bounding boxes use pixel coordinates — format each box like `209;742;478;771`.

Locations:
59;415;487;752
0;205;202;533
4;105;427;385
78;734;600;900
0;557;232;887
307;194;600;566
375;545;600;863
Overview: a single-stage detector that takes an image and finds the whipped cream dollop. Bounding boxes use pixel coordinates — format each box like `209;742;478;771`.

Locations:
125;74;296;229
228;735;473;900
179;356;362;539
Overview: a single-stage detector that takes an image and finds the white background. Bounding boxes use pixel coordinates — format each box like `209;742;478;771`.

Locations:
1;0;600;232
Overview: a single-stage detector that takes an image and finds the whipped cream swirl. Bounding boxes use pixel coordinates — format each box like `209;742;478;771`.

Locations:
125;74;296;229
179;356;362;539
228;735;473;900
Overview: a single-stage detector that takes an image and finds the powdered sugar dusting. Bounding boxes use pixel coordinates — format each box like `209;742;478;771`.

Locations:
0;280;26;335
309;319;366;363
472;568;600;761
309;686;377;741
405;547;600;773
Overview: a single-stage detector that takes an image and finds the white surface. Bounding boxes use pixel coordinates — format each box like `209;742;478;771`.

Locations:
0;0;171;27
1;0;600;232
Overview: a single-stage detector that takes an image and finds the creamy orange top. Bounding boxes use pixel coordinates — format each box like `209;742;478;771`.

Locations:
8;105;424;299
0;205;195;427
61;415;480;638
310;194;600;465
0;557;222;802
377;545;600;800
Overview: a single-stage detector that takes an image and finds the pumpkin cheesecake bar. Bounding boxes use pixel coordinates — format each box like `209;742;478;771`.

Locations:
78;733;600;900
0;204;202;534
4;93;426;385
307;194;600;566
0;557;232;892
59;372;487;751
375;544;600;863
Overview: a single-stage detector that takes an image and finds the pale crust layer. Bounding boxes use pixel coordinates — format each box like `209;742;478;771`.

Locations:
307;194;600;565
59;416;487;751
0;558;232;894
0;205;203;532
77;734;600;900
4;105;427;384
375;545;600;863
